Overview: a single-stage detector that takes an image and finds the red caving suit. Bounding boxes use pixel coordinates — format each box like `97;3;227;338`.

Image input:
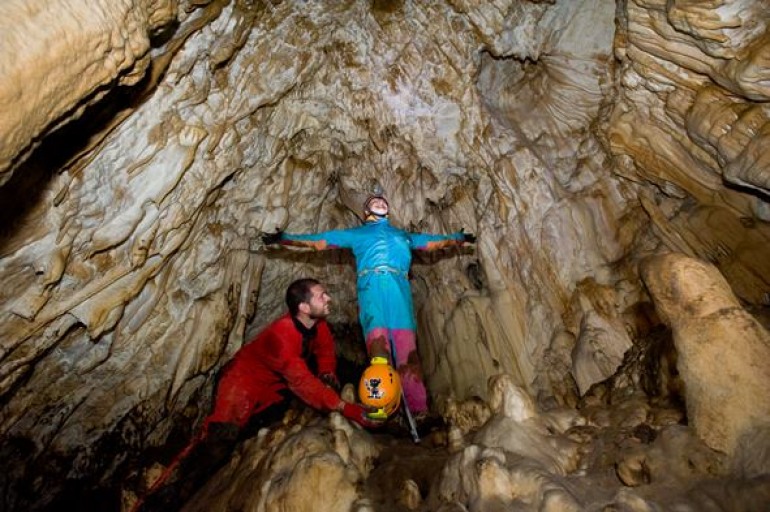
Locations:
205;313;341;428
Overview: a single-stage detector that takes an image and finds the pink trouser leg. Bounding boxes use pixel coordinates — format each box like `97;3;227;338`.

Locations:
365;327;428;414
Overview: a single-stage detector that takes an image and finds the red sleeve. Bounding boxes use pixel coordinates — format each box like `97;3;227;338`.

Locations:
265;329;342;412
313;321;337;376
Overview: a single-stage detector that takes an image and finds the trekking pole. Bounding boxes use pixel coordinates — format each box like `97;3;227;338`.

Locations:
389;338;420;443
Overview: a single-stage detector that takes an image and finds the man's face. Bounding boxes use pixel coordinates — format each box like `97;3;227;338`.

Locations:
367;197;389;216
305;284;332;319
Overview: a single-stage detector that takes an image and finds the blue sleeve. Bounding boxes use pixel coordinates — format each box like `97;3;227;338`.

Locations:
281;228;358;250
408;231;464;251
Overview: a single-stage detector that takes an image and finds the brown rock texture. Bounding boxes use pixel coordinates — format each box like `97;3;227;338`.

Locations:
641;252;770;455
0;0;179;183
0;0;767;510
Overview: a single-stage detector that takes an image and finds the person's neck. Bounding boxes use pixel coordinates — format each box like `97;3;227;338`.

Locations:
294;312;317;329
366;214;388;223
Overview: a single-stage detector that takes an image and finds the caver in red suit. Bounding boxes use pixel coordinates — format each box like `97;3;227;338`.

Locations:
135;310;375;512
204;313;342;428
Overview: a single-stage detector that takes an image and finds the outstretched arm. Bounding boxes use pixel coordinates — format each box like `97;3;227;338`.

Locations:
409;230;473;251
270;328;382;428
263;228;357;250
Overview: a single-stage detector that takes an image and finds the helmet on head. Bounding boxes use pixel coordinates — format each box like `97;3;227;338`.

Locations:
363;194;389;216
358;357;401;419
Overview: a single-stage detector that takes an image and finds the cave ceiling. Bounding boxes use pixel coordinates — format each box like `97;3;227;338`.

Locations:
0;0;768;510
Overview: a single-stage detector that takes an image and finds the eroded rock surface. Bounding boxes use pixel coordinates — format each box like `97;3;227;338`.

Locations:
430;374;770;512
642;252;770;456
0;0;181;183
0;0;767;510
609;0;770;302
175;411;379;512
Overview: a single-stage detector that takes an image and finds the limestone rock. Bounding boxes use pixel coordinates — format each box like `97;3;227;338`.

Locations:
0;0;768;510
473;375;584;475
536;330;579;408
609;0;770;301
398;479;422;510
428;375;586;511
182;413;379;512
731;423;770;478
641;252;770;455
443;396;492;436
0;0;180;183
568;280;636;396
572;310;634;396
615;425;724;487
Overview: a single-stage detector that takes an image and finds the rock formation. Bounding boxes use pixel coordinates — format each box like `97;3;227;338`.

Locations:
0;0;768;510
641;252;770;457
179;411;379;512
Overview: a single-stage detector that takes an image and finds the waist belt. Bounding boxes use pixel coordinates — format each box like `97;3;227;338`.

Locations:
358;266;408;278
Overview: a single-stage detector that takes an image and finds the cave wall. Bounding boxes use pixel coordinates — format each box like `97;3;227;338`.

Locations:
608;0;770;304
0;0;179;184
0;0;768;509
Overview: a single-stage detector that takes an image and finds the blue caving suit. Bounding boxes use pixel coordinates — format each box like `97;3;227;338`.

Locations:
279;217;464;413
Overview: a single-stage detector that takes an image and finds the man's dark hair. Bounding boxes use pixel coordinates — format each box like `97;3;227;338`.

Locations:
286;278;321;315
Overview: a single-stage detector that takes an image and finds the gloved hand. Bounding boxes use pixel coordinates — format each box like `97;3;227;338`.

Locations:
460;229;476;244
341;402;382;428
261;230;284;246
319;373;340;391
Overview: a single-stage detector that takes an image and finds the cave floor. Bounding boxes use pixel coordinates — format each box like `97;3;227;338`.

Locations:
363;428;451;512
